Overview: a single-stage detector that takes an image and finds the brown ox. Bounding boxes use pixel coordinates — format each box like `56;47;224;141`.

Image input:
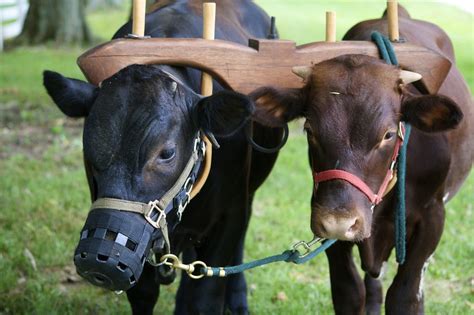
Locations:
252;6;473;315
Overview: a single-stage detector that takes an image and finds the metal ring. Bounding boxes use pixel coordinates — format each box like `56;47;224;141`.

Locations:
183;177;194;193
245;122;289;154
160;254;179;266
193;136;200;153
187;261;207;279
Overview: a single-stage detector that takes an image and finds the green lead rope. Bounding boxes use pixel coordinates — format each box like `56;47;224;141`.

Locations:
371;31;410;264
203;239;337;277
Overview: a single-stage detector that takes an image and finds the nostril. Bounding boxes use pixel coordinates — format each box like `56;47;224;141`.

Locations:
319;221;327;235
348;218;359;233
344;218;361;239
94;275;106;284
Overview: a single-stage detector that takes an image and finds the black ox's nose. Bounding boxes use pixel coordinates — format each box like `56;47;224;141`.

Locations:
74;208;155;291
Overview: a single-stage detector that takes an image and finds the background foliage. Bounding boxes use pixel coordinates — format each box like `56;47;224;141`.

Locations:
0;1;472;314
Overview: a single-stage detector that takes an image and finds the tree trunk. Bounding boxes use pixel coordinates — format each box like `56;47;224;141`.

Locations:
15;0;93;45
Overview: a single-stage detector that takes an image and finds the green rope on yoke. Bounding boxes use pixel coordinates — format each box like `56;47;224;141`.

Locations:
371;31;410;264
395;124;411;264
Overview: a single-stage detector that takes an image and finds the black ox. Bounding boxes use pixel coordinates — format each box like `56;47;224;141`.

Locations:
43;1;281;314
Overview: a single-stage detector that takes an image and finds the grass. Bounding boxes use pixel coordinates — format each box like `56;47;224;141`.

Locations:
0;1;472;314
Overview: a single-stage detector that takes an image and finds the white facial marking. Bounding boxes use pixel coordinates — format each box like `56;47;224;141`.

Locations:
329;91;340;95
443;192;450;203
376;261;388;280
171;81;178;92
417;254;433;301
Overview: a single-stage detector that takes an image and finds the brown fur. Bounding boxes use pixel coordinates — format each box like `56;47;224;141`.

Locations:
252;5;472;315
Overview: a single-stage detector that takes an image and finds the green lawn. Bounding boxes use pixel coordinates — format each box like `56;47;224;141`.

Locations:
0;1;472;314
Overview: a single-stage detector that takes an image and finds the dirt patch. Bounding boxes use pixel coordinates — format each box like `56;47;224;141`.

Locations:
0;102;83;159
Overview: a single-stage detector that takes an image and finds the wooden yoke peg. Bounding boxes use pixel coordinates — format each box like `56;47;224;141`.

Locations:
325;11;336;42
190;2;216;198
387;0;399;42
201;2;216;96
131;0;147;37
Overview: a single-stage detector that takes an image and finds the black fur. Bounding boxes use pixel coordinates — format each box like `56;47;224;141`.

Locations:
43;70;98;117
196;90;255;137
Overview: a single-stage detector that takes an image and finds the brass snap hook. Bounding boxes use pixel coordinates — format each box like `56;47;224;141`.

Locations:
159;254;208;279
292;237;323;258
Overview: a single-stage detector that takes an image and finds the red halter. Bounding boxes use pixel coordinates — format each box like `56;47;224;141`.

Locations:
313;122;405;206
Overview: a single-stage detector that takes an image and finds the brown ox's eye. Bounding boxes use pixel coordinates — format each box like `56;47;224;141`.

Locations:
383;131;395;141
158;148;175;161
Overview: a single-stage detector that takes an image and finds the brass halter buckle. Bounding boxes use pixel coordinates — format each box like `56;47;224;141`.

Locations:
144;200;166;229
177;177;193;221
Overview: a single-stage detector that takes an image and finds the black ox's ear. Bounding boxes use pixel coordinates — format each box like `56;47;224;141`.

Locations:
195;90;254;137
401;94;463;132
250;87;305;127
43;70;98;117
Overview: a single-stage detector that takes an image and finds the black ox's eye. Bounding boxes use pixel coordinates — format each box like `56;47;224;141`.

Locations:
158;148;176;161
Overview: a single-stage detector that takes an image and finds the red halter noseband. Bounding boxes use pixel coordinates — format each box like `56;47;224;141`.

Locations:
313;122;406;207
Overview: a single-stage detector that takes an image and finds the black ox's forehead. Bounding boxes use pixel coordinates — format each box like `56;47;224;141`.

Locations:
83;65;194;170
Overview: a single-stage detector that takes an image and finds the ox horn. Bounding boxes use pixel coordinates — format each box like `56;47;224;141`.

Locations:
399;70;422;84
292;66;313;80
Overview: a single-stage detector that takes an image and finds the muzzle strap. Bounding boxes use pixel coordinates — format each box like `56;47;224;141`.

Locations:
313;122;405;207
314;170;380;204
90;198;150;214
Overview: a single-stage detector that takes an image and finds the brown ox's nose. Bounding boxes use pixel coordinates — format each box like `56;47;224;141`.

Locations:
312;208;369;241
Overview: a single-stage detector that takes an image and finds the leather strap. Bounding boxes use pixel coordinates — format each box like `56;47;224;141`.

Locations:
90;198;150;214
90;132;205;224
314;170;380;204
313;123;405;206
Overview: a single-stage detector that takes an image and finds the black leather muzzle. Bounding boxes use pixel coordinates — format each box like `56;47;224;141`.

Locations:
74;208;154;291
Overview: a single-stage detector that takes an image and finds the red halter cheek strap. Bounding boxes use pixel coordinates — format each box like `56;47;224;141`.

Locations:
313;123;405;206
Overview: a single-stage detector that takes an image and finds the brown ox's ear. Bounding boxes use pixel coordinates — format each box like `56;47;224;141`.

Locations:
402;94;463;132
250;87;305;127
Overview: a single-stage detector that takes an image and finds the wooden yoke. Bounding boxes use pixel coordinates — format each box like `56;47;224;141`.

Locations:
78;1;452;96
78;39;450;95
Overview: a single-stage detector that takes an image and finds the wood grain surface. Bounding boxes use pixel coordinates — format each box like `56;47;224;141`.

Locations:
77;38;451;94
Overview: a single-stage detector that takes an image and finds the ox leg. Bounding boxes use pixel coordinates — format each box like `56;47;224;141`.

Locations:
385;202;444;315
224;196;254;314
174;204;250;315
326;241;365;315
364;274;383;315
224;232;248;314
126;263;160;315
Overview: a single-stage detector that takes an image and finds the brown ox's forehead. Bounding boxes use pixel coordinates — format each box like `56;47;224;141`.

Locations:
310;55;400;97
305;55;402;149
